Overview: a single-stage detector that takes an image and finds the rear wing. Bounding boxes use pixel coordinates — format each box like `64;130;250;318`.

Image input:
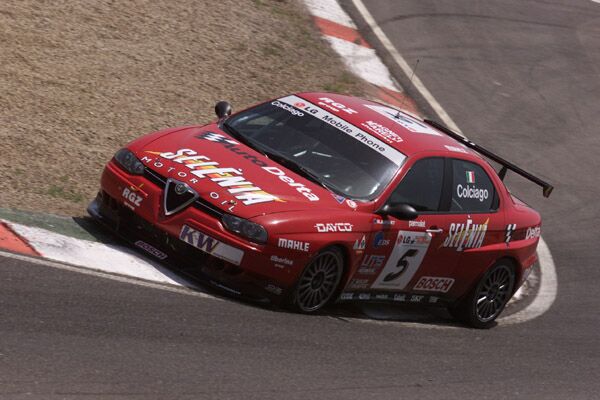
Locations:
425;119;554;198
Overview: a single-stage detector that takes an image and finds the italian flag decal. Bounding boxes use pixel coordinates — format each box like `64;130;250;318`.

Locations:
466;171;476;184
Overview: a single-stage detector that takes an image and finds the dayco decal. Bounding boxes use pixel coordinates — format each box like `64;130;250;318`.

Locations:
456;184;489;202
443;219;488;251
315;223;353;233
361;120;403;143
143;149;278;206
413;276;455;293
277;238;309;252
526;226;541;240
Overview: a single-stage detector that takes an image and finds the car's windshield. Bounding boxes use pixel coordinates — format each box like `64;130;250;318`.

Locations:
225;95;406;200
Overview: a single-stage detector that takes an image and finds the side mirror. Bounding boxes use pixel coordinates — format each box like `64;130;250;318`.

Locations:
215;101;232;120
378;203;418;221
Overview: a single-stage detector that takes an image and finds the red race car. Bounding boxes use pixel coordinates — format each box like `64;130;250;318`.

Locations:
88;92;552;328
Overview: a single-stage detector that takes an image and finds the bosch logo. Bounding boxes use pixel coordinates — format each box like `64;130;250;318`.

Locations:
174;183;189;195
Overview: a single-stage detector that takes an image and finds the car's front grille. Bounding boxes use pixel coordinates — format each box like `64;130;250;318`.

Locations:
143;167;224;218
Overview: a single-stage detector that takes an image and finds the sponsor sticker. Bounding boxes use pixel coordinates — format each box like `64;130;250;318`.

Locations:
364;104;442;136
277;238;310;252
358;254;386;275
353;235;367;251
443;219;488;251
315;222;353;233
371;231;432;290
179;225;244;265
122;186;144;209
526;226;541;240
360;120;403;144
413;276;455;293
270;255;293;267
144;148;278;206
134;240;167;260
505;223;517;244
278;95;406;166
408;220;426;228
372;231;390;248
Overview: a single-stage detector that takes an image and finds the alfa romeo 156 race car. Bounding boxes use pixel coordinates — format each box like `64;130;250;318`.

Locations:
88;92;552;328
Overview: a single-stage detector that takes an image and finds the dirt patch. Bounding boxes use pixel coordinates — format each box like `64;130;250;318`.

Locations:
0;0;366;216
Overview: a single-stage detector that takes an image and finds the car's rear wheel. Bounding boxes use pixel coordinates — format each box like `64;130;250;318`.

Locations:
449;261;516;329
290;247;344;313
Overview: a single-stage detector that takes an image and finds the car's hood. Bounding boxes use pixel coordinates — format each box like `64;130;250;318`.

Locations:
135;124;363;219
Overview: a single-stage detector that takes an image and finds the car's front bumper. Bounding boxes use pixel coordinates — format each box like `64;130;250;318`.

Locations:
87;162;303;302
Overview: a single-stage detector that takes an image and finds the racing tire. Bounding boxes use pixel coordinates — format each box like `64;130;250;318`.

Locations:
289;247;344;313
449;261;516;329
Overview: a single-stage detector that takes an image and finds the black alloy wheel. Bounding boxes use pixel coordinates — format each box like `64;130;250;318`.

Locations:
291;247;344;313
450;261;516;329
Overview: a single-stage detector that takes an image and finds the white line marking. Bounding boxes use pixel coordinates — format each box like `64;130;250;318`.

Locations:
0;249;218;300
350;0;558;324
351;0;462;133
304;0;357;28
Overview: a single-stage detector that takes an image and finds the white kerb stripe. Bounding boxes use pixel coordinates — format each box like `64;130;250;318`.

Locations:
303;0;357;28
325;36;398;91
8;222;189;287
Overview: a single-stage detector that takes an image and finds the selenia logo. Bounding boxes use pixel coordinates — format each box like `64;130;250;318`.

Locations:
148;148;278;206
443;218;488;251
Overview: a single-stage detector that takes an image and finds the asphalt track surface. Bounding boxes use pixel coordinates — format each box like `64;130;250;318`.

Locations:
2;1;599;399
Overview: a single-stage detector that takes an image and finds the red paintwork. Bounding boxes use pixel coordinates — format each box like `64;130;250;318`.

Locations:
96;92;542;304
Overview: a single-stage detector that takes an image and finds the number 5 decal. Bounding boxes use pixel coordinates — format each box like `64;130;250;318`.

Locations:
383;249;418;282
371;231;431;290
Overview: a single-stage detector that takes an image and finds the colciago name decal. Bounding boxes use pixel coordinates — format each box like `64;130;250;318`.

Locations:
443;218;488;251
143;149;277;206
197;132;319;202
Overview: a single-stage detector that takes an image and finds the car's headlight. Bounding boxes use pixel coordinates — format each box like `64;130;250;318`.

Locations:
221;214;268;244
114;148;144;175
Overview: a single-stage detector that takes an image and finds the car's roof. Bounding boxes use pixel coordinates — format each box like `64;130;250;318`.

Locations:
295;92;475;158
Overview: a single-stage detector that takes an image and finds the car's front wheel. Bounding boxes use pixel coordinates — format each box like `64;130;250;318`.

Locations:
449;261;516;329
290;247;344;313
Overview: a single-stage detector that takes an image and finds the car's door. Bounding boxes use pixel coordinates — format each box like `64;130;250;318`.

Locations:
444;157;506;295
366;157;461;296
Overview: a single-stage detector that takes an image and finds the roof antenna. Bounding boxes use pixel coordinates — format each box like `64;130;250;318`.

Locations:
397;58;420;118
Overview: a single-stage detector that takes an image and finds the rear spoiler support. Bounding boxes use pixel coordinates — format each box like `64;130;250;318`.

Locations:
424;119;554;198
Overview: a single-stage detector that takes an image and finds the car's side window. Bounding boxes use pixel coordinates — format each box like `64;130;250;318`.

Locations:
388;157;444;212
450;159;497;212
